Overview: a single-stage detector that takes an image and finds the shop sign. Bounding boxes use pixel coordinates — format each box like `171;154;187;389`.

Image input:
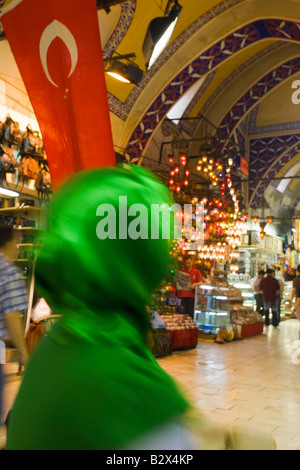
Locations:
237;156;249;177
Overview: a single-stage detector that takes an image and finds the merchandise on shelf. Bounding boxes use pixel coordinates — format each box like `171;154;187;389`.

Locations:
159;313;198;351
160;314;198;331
194;279;264;342
281;281;293;318
149;282;200;352
0;115;51;197
227;272;255;309
232;305;263;325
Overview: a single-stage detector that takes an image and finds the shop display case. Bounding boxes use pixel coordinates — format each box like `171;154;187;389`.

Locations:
159;314;198;350
194;285;237;333
194;282;264;340
227;273;255;309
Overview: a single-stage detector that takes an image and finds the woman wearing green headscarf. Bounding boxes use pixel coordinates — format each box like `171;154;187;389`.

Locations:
5;165;200;450
5;165;278;450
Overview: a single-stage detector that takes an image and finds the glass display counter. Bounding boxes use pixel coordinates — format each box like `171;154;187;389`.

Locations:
194;283;263;339
194;285;239;332
227;273;255;309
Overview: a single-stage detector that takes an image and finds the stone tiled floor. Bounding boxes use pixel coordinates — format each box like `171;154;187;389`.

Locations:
1;319;300;450
158;319;300;450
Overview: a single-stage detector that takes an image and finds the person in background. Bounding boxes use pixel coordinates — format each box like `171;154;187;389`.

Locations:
259;268;280;327
290;265;300;316
285;267;296;281
272;268;284;324
252;270;265;315
177;257;203;319
0;225;28;426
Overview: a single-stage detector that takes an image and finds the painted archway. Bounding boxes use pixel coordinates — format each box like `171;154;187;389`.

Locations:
123;18;300;160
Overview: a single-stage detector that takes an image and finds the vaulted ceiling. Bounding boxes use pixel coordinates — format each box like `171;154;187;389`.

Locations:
0;0;300;222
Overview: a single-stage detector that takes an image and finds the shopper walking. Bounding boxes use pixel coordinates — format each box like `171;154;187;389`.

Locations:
259;268;281;327
0;225;28;425
273;268;284;324
177;257;203;319
252;270;265;315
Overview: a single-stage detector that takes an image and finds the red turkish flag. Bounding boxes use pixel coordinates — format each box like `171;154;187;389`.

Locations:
1;0;115;189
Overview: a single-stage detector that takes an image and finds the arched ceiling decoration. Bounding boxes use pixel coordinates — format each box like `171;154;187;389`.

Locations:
124;18;300;162
239;70;300;210
264;153;300;213
177;41;283;137
213;57;300;150
249;138;300;207
0;0;299;225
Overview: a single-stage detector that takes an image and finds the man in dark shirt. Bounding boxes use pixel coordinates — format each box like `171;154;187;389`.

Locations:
259;268;280;327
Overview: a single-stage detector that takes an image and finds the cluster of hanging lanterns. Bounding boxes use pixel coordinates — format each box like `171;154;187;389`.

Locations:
197;243;228;262
166;148;250;274
196;156;224;187
252;215;273;239
168;154;190;193
225;220;247;249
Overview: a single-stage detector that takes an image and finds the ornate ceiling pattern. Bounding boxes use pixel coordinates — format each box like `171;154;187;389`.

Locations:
0;0;299;221
215;58;300;149
125;19;300;162
249;137;300;208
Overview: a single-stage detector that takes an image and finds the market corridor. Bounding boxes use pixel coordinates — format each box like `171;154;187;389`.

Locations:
1;319;300;450
158;319;300;450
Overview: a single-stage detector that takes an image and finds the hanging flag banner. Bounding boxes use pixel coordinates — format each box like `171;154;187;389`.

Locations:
0;0;116;189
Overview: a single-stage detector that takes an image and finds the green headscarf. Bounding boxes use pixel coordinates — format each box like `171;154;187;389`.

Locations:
6;165;191;450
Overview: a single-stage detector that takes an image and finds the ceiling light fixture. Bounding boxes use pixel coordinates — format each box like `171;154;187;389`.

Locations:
105;53;143;85
0;187;19;197
142;0;182;69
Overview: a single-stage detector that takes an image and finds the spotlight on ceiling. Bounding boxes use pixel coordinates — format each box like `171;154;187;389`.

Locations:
105;54;143;85
142;0;182;69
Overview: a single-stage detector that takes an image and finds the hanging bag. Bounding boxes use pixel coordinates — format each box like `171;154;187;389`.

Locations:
36;168;52;192
0;145;19;172
18;155;39;180
21;125;44;156
4;115;22;145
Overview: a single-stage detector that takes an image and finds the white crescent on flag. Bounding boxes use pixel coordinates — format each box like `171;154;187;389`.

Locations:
39;20;78;87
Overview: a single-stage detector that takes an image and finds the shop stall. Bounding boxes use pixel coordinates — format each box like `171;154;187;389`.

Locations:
150;285;199;352
194;281;263;342
239;231;284;276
